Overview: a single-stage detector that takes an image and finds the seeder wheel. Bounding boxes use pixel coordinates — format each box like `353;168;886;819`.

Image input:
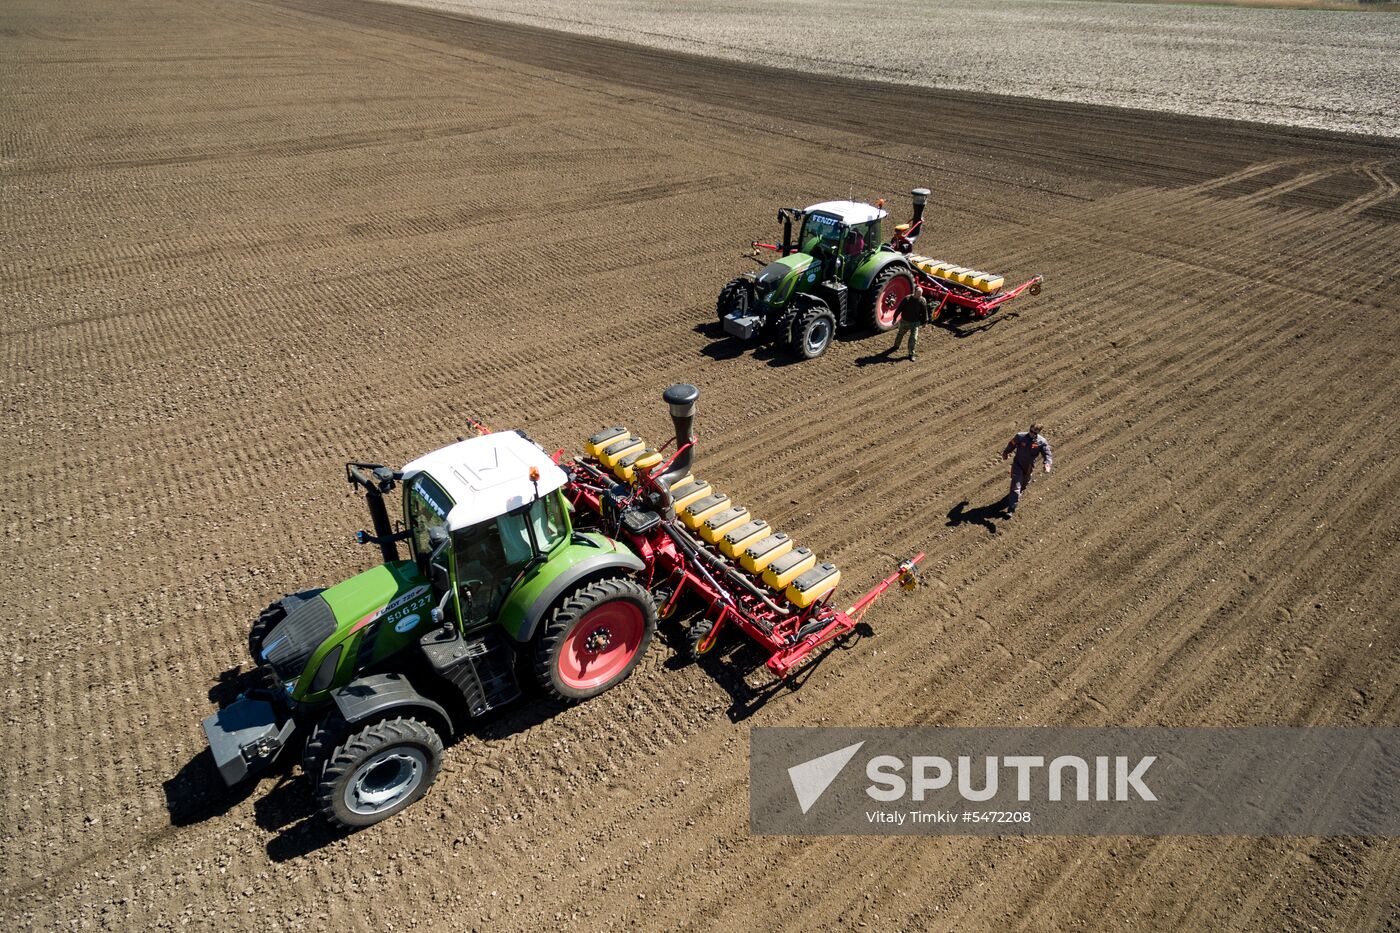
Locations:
686;616;718;660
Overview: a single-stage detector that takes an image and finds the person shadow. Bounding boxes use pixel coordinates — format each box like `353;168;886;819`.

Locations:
946;497;1010;535
854;346;907;367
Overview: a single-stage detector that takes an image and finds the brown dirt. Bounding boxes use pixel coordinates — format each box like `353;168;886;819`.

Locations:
2;0;1398;929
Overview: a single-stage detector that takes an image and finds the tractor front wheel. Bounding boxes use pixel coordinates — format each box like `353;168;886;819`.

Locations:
789;299;836;360
717;275;754;321
301;713;348;784
863;265;915;332
247;589;323;665
315;717;443;829
534;577;657;703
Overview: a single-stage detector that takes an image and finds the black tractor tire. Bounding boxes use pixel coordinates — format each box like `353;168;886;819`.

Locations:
789;296;837;360
300;713;349;783
766;304;797;343
248;589;323;665
861;264;916;333
315;716;443;829
717;275;754;321
248;602;283;665
533;577;657;704
686;615;718;661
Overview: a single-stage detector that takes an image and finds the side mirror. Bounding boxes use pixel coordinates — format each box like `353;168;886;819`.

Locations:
430;562;450;591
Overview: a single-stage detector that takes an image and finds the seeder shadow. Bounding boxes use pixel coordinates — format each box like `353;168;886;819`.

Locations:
936;309;1020;339
946;497;1010;535
661;610;876;722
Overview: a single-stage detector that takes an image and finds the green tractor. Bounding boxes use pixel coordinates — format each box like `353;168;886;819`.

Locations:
203;415;678;828
717;187;930;359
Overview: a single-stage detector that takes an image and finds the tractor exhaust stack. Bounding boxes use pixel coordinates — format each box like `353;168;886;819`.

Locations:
659;383;700;487
907;187;929;244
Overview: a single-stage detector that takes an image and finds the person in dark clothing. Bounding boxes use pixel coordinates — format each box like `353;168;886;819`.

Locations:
1002;422;1053;515
891;293;930;361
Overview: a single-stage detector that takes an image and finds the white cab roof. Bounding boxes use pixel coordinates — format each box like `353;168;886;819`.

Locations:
402;431;568;530
804;200;888;225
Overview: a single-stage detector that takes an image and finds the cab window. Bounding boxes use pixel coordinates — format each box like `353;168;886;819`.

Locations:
405;474;452;570
452;520;511;627
845;219;879;255
800;212;845;255
497;492;569;565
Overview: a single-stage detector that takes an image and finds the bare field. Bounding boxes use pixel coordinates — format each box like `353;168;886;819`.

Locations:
2;0;1399;929
396;0;1400;137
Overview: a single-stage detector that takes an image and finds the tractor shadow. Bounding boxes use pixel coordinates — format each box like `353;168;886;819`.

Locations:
162;665;349;859
163;746;260;828
259;697;574;862
171;608;873;858
695;321;804;368
946;497;1012;535
162;664;288;830
169;663;574;862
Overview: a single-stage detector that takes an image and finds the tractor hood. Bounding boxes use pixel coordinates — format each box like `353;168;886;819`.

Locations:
755;253;813;305
319;560;427;632
261;560;431;692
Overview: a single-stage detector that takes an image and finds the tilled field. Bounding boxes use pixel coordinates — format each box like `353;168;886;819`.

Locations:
2;0;1398;929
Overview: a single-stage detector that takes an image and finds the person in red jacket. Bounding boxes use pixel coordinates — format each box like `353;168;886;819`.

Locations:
1002;422;1053;515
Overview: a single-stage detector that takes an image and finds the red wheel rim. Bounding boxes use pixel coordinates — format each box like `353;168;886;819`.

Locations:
877;274;913;327
557;601;645;690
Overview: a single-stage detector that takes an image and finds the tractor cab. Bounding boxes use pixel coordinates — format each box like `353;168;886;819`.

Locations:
400;432;571;630
797;201;886;281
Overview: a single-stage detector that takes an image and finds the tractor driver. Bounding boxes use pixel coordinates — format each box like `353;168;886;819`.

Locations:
845;227;865;256
845;220;877;257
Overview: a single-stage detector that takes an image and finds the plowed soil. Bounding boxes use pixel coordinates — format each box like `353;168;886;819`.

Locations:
2;0;1397;929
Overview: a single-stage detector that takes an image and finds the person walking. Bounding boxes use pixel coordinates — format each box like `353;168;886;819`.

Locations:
890;293;929;361
1002;422;1052;515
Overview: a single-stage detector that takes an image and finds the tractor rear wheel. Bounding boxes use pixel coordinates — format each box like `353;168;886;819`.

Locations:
789;298;836;360
717;275;754;321
862;265;915;332
533;577;657;703
315;716;443;829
